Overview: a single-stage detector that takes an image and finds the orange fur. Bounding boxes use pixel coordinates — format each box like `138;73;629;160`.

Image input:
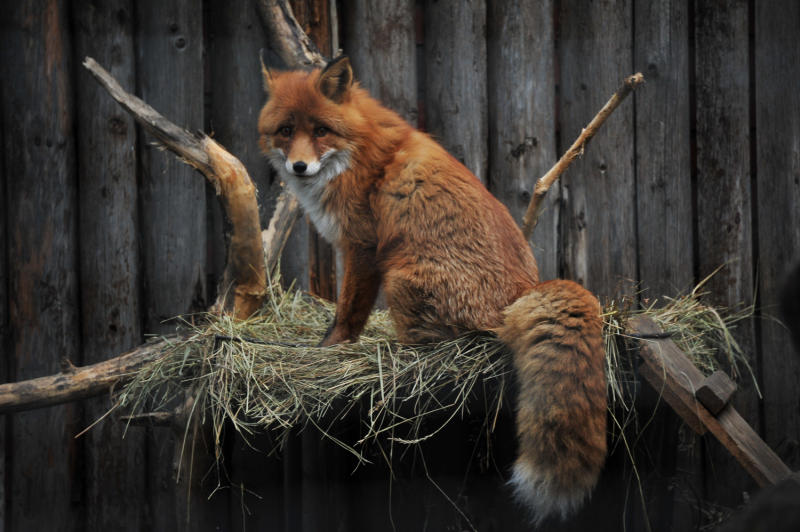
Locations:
259;57;606;523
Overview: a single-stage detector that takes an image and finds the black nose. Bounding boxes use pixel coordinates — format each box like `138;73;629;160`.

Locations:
293;161;307;174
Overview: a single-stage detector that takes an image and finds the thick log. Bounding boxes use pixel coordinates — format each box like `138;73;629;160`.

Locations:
0;338;173;414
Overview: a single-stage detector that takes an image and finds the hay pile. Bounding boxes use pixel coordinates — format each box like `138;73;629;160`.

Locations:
115;275;756;461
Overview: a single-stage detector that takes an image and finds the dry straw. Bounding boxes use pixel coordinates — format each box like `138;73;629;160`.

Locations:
114;272;756;464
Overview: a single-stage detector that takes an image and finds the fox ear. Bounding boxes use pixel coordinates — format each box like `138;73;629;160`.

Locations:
318;56;353;103
260;49;274;94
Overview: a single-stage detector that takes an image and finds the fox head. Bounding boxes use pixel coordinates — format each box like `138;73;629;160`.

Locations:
258;55;410;243
258;56;356;186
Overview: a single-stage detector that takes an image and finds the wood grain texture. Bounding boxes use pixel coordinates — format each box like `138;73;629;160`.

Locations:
72;2;146;529
557;0;636;298
134;1;207;530
694;0;760;510
634;0;693;298
0;1;82;530
342;0;418;125
754;0;800;471
633;3;696;529
424;0;487;184
135;0;207;335
487;1;558;280
695;0;753;308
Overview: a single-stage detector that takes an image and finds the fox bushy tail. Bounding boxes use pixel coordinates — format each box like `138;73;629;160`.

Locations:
497;279;607;525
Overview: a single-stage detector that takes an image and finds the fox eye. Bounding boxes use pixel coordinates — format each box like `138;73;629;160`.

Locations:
277;126;293;137
313;126;330;138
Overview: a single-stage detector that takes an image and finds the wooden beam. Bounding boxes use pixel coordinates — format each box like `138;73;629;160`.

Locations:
630;316;791;487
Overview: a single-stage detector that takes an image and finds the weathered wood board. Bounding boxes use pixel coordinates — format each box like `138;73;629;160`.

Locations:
694;0;760;509
487;0;559;281
0;2;82;530
134;1;209;529
754;0;800;474
558;0;636;298
423;0;487;185
72;1;147;529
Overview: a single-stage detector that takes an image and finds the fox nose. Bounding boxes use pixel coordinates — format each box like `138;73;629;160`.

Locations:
292;161;308;174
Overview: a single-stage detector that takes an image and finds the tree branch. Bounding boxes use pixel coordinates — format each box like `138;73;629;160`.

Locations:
0;337;174;414
521;72;645;239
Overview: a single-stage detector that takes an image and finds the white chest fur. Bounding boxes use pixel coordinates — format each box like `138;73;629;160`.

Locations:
268;149;350;244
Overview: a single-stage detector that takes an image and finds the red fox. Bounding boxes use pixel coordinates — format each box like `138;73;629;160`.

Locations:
258;56;606;524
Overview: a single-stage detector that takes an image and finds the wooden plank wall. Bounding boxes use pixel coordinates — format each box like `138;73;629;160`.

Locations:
1;0;800;531
72;1;147;530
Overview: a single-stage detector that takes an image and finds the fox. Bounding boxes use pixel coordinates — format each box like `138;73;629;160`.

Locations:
258;56;607;524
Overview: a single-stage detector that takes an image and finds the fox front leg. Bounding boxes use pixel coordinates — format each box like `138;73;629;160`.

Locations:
319;244;381;346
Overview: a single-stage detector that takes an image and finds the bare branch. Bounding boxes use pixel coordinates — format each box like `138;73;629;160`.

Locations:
0;338;174;414
521;72;645;239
